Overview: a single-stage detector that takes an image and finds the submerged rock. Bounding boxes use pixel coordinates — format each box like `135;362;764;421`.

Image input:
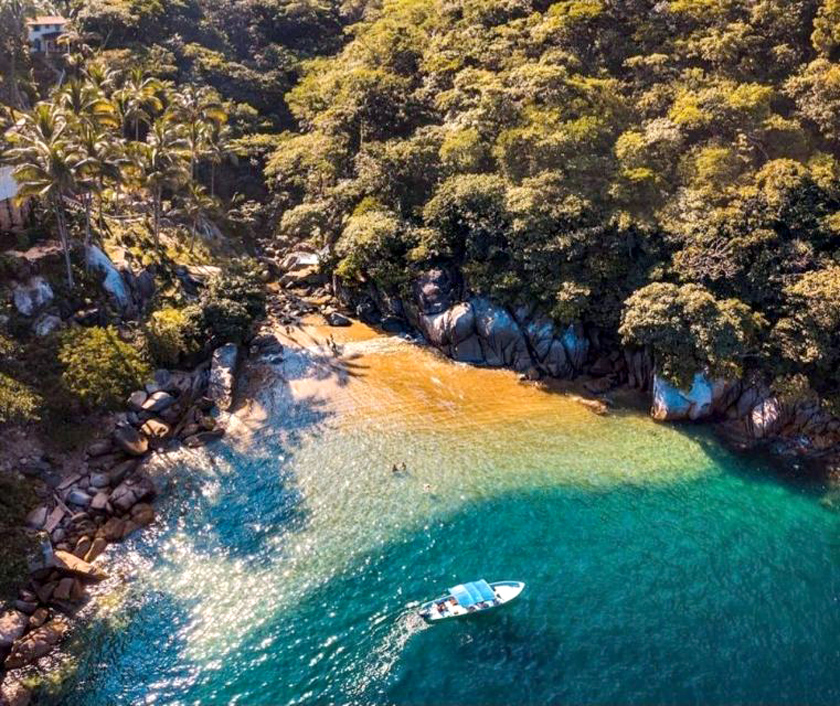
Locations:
0;677;31;706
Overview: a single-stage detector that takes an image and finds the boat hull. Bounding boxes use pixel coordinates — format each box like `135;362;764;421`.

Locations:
419;580;525;622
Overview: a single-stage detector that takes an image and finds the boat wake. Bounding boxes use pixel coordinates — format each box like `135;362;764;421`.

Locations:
349;608;429;700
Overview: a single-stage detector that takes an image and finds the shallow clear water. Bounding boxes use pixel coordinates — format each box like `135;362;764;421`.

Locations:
57;326;840;705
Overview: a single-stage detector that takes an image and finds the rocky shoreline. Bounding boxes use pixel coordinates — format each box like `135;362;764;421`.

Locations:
3;255;838;703
330;266;840;478
0;326;291;705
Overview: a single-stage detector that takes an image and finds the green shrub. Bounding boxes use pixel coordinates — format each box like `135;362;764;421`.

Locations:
198;260;267;344
0;473;39;600
58;326;152;409
0;373;41;424
145;306;201;367
200;296;253;344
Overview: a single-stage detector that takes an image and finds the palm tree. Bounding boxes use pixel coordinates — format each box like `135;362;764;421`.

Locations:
0;0;38;110
57;78;119;131
116;68;164;142
73;122;124;252
177;181;219;252
84;64;120;97
170;85;227;181
204;122;234;198
7;105;80;288
142;119;187;249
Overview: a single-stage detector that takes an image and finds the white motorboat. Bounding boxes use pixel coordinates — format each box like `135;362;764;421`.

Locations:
418;579;525;622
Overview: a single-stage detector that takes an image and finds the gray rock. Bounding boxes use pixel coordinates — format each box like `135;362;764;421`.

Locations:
325;311;352;327
87;439;112;457
89;492;109;512
141;391;175;413
24;506;48;530
12;276;53;317
110;474;156;514
32;314;62;337
0;611;29;653
127;390;148;411
86;245;131;311
413;268;457;315
207;344;239;412
651;373;739;422
113;426;148;456
109;459;138;486
66;489;91;507
89;472;110;489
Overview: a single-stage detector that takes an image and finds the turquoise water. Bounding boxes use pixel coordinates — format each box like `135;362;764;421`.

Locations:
56;333;840;705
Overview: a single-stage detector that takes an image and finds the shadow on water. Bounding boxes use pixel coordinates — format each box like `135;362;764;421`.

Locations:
169;477;840;706
52;364;340;705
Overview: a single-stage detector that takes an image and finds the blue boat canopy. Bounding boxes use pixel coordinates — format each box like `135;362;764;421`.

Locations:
449;580;495;607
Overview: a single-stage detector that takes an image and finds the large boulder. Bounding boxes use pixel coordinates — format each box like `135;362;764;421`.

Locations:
651;373;740;422
207;343;239;412
51;550;107;582
110;474;156;515
4;619;68;670
113;426;148;456
86;245;131;312
0;612;29;657
413;268;458;315
471;297;532;370
12;276;53;317
0;677;31;706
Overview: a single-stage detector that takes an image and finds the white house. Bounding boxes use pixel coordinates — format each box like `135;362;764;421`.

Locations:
26;15;68;55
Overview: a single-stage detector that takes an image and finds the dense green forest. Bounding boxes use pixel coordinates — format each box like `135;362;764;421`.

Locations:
0;0;354;434
4;0;840;419
266;0;840;407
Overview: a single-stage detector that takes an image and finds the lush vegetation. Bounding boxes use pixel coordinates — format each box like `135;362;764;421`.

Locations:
265;0;840;401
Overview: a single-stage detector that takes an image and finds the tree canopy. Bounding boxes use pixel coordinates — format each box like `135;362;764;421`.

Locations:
267;0;840;398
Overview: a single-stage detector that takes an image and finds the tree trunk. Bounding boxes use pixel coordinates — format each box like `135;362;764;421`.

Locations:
153;188;161;250
53;195;74;289
190;217;197;252
98;175;105;232
84;193;92;265
8;48;21;110
210;163;215;198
